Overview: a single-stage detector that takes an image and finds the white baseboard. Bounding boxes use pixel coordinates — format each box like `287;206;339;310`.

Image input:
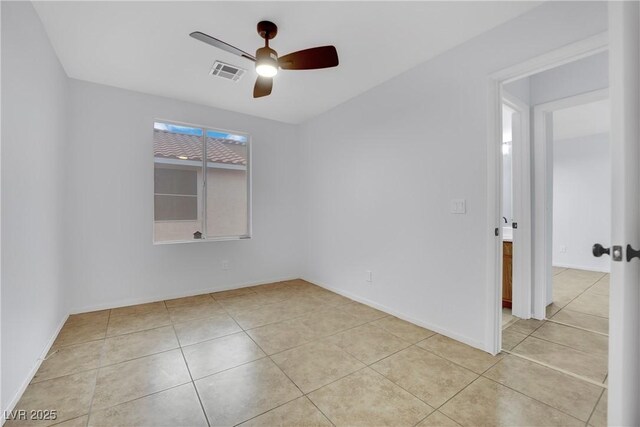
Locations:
552;263;610;273
3;313;69;424
302;277;487;353
69;276;300;314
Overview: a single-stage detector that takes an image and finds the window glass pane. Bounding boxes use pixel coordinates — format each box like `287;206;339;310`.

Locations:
205;131;249;238
154;122;203;242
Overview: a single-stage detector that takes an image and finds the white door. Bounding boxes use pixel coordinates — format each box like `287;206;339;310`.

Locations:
608;1;640;424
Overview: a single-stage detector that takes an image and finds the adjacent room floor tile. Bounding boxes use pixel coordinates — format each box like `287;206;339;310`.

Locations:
239;396;332;427
511;336;608;382
173;312;242;346
327;324;410;364
371;346;477;407
308;368;433;426
532;322;608;356
440;377;583;426
565;292;609;318
416;334;502;374
484;355;603;421
552;266;567;276
371;316;436;343
182;332;265;379
589;390;607;427
6;370;97;427
103;325;178;366
106;311;171;337
33;340;104;383
88;383;207;427
91;349;191;410
195;358;302;426
550;309;609;334
416;411;461;427
272;340;365;393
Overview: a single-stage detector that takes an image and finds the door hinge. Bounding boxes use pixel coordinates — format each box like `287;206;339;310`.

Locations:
495;228;499;237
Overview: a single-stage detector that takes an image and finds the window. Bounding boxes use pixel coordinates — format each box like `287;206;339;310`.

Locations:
153;121;250;243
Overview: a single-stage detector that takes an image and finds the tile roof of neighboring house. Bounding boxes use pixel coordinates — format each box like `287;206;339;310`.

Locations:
153;129;247;165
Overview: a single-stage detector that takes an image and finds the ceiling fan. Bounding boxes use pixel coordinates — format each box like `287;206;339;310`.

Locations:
190;21;339;98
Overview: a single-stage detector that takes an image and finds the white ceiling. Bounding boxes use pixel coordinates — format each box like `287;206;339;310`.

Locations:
33;1;541;124
553;99;610;141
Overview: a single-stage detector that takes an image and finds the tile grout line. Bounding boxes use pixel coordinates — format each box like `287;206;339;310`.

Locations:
478;373;591;424
169;313;212;427
164;299;212;427
586;388;606;426
545;318;608;336
83;308;112;427
503;349;607;389
505;270;609;383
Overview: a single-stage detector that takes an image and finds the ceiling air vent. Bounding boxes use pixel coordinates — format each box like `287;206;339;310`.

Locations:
210;61;246;82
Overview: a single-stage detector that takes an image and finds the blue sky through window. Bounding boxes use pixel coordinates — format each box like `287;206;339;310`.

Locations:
154;122;247;144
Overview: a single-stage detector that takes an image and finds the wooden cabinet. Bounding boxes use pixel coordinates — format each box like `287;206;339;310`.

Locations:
502;241;513;308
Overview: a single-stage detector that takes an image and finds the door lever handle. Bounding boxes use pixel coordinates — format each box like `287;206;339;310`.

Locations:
592;244;610;257
627;244;640;262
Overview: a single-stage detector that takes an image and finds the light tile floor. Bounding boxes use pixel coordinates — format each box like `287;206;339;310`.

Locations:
502;268;609;427
9;278;606;426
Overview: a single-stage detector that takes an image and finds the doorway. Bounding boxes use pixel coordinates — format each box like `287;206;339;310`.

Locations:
490;34;612;426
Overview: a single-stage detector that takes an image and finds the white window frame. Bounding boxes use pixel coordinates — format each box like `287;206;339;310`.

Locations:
152;118;252;244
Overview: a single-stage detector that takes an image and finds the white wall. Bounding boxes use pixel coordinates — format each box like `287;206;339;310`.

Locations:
1;1;70;413
299;1;607;350
553;133;610;272
65;80;302;313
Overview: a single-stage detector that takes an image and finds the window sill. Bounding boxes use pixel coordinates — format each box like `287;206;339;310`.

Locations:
153;235;251;245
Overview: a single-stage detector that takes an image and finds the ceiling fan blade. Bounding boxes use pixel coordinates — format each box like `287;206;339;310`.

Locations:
253;76;273;98
190;31;256;61
279;46;339;70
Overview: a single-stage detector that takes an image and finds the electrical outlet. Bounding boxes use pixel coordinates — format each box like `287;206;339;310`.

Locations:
222;260;230;270
366;270;373;283
559;246;567;254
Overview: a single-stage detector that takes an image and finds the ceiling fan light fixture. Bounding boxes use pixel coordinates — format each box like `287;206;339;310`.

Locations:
255;46;278;77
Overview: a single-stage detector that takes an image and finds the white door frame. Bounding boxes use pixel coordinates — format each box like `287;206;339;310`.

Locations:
502;92;532;320
531;88;609;319
485;32;608;354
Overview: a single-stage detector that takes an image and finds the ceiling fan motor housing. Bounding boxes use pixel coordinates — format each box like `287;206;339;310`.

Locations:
256;46;279;69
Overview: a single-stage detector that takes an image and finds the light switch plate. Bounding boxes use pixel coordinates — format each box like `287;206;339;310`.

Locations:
450;199;466;214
